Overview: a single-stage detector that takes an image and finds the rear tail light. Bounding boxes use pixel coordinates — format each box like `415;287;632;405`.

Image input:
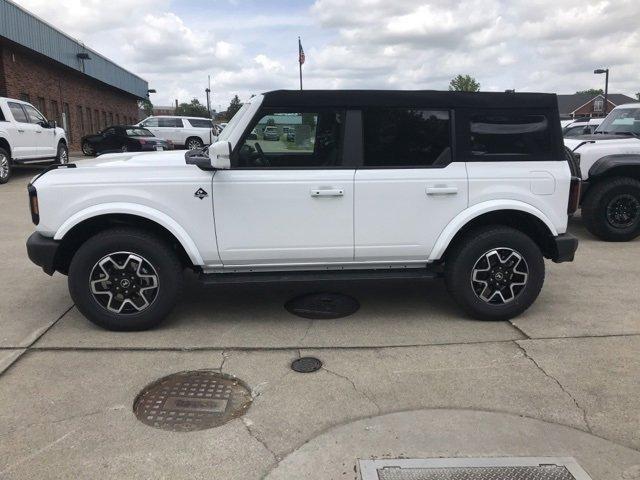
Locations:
139;139;146;145
27;184;39;225
568;176;581;215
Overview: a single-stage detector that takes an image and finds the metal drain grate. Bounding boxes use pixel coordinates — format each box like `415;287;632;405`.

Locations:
133;370;252;432
359;458;593;480
285;292;360;319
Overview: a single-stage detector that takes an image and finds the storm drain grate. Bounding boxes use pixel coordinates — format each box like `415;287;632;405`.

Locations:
133;370;252;432
359;458;593;480
285;292;360;319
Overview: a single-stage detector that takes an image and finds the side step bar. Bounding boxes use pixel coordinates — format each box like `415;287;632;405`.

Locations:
199;268;441;285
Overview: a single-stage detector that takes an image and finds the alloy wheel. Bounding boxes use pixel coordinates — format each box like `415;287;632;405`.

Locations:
82;142;94;155
0;155;8;180
89;252;159;314
606;194;640;229
59;147;68;164
470;247;529;304
187;139;202;150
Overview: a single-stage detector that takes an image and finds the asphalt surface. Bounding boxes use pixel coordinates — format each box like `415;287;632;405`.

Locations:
0;158;639;479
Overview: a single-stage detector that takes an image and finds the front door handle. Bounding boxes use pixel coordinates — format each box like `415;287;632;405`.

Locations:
310;188;344;197
17;129;25;133
426;186;458;195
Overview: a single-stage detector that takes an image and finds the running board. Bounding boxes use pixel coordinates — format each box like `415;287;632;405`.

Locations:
199;268;441;285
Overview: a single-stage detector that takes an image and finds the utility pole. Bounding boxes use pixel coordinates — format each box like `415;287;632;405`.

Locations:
205;75;212;118
594;68;609;116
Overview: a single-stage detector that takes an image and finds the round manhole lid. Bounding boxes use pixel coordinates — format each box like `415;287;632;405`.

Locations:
133;370;252;432
285;292;360;319
291;357;323;373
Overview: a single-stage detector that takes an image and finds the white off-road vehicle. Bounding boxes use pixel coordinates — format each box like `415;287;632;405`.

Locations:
26;90;579;331
565;103;640;241
0;97;69;183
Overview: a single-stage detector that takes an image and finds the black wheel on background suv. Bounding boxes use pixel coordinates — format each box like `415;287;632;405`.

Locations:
0;147;11;184
68;228;184;331
81;141;95;156
445;226;545;321
582;177;640;241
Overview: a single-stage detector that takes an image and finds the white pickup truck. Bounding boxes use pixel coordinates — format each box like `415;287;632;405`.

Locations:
26;90;579;331
0;97;69;183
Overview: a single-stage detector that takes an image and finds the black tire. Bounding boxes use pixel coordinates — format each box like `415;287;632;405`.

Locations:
445;226;545;321
81;141;94;156
186;137;203;150
0;147;11;184
582;177;640;242
56;142;69;164
68;228;184;331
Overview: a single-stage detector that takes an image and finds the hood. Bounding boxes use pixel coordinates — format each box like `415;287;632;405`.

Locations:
564;135;640;151
77;150;188;168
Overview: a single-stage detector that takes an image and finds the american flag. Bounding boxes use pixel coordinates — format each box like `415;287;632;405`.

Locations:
298;38;305;65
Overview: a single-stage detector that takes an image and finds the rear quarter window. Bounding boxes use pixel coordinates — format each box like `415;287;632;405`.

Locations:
463;111;554;161
188;119;213;128
0;105;5;121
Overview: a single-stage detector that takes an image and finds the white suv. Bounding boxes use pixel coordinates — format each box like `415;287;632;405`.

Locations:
0;97;68;183
137;116;214;149
26;90;579;331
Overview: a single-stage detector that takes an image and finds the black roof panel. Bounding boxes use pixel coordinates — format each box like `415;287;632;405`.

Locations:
262;90;558;110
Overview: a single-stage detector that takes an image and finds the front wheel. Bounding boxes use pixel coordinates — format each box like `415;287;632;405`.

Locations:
445;226;545;321
81;141;94;156
56;142;69;164
0;148;11;184
68;228;184;331
582;177;640;241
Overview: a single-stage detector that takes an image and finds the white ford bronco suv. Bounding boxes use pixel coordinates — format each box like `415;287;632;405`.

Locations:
26;90;579;331
564;103;640;241
0;97;69;183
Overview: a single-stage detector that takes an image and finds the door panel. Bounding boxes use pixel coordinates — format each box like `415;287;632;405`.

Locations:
354;163;468;261
212;169;355;265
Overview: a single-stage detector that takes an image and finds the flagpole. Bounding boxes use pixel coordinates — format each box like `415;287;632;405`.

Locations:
298;37;303;91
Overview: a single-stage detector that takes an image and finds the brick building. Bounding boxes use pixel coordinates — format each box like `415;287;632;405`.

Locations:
0;0;148;150
557;93;637;120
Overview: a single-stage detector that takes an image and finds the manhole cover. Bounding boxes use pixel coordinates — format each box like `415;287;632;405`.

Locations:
359;458;593;480
285;292;360;319
133;370;252;432
291;356;323;373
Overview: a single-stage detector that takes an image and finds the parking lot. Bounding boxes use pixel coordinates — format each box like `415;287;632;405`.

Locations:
1;160;639;479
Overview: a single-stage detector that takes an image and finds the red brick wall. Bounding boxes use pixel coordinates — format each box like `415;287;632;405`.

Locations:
0;43;140;150
573;98;617;117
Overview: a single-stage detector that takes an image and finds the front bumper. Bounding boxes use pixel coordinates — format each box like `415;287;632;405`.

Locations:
549;233;579;263
26;232;60;275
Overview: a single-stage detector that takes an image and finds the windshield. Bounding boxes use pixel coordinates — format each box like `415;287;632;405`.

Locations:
217;103;251;141
126;128;154;137
596;107;640;135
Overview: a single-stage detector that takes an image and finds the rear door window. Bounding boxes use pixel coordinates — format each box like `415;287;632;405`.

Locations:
362;108;452;167
188;119;213;128
159;118;183;128
8;102;29;123
467;112;552;161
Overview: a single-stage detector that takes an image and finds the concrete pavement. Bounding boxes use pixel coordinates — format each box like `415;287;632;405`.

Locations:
0;161;638;479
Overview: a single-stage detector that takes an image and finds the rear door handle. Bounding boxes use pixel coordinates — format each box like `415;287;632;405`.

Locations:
426;186;458;195
310;188;344;197
17;129;25;133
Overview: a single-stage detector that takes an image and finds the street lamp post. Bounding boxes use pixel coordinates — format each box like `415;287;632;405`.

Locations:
594;68;609;116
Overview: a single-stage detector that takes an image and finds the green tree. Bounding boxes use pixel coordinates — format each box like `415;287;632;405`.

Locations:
138;98;153;117
576;89;604;95
225;95;242;119
449;74;480;92
175;98;209;118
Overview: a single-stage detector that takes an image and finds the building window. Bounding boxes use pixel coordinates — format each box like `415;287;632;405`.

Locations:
50;100;61;126
115;113;120;125
37;97;47;117
102;111;107;128
86;107;93;132
63;103;72;142
77;106;85;135
94;109;100;129
108;112;114;125
20;93;30;103
594;98;604;112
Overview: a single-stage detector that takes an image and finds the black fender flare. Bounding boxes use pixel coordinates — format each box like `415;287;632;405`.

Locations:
588;154;640;178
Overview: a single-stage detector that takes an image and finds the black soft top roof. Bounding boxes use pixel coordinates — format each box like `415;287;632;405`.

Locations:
262;89;558;110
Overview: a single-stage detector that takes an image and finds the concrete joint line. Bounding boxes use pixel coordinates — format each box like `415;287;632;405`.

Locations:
515;341;593;434
321;365;382;415
241;418;280;465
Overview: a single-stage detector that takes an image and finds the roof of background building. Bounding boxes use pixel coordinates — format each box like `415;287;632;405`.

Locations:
0;0;148;99
557;93;637;114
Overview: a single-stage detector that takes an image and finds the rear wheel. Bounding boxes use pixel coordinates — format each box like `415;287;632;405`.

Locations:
186;137;203;150
0;148;11;184
582;177;640;241
68;228;184;331
445;226;545;321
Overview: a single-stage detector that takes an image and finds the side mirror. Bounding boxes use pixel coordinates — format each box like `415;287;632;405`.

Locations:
209;140;231;170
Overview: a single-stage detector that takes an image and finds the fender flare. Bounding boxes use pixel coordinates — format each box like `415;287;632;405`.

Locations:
53;202;204;265
428;200;558;261
588;154;640;178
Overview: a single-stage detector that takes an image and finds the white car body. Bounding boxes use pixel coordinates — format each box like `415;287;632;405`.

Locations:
32;94;572;271
137;116;214;148
0;97;67;161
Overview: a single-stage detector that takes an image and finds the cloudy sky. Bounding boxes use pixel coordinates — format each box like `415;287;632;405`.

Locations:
13;0;640;110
